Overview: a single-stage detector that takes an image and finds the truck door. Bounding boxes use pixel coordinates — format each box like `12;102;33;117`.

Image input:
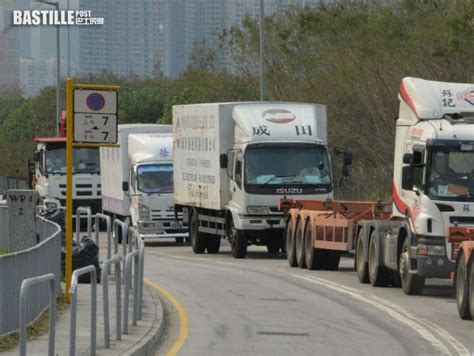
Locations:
228;150;244;211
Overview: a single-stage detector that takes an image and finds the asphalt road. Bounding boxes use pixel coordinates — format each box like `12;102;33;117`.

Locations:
144;240;473;356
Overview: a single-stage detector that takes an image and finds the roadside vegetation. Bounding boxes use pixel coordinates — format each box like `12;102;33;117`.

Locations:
0;292;67;352
1;0;472;200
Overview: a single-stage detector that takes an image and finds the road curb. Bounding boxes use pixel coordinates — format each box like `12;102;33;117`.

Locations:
128;285;165;356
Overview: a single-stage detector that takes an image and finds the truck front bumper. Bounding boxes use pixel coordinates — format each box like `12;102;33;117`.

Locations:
417;255;454;279
137;219;188;239
236;214;285;230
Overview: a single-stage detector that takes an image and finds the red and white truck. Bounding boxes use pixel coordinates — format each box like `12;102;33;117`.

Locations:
283;78;474;313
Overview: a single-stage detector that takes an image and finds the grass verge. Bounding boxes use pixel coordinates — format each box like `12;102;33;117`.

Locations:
0;292;67;352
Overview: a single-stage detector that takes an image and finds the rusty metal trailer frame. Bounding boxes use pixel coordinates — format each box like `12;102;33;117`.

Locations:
281;199;392;252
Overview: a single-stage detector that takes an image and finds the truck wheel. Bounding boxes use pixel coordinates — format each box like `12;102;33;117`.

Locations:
324;251;341;271
190;210;206;254
399;239;425;295
285;217;297;267
469;255;474;319
175;237;184;243
206;237;221;254
356;228;369;283
229;219;247;258
368;231;390;287
455;252;471;320
304;221;324;270
295;218;306;269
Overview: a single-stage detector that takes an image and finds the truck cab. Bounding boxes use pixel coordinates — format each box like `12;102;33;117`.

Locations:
225;104;333;248
126;134;187;240
355;77;474;295
32;137;102;213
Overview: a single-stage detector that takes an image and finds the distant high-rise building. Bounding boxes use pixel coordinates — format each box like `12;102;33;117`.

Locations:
0;0;20;94
155;0;327;78
78;0;161;78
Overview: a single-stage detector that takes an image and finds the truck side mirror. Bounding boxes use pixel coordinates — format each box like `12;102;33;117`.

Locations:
402;165;414;190
402;153;413;164
122;181;129;192
34;150;41;162
219;154;228;169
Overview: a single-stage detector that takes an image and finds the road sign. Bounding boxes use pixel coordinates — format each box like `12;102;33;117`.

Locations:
73;113;117;143
74;89;117;114
73;88;118;144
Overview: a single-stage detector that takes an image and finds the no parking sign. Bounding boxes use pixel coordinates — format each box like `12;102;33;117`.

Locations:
73;89;118;143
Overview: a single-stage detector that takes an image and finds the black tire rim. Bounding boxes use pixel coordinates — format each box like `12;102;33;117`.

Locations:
304;222;313;264
191;214;198;250
399;244;409;284
356;236;365;273
296;220;303;261
369;238;376;278
456;254;465;309
286;223;293;254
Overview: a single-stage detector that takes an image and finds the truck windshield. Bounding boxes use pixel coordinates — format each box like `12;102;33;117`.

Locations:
137;164;173;193
427;151;474;200
245;146;331;186
45;146;100;174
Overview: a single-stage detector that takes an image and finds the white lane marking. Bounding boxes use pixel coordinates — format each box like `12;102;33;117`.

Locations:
294;274;470;356
216;261;236;266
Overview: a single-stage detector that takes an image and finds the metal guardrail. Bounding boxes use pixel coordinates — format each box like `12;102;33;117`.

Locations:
0;211;61;336
75;207;92;242
129;227;146;321
113;218;130;272
69;265;97;356
123;250;139;333
19;274;56;356
101;253;123;347
95;213;112;262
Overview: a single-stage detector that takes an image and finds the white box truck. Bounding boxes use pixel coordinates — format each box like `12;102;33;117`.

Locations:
101;124;188;241
173;102;333;258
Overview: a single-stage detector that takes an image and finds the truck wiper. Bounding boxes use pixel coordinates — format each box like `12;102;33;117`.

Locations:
262;175;295;185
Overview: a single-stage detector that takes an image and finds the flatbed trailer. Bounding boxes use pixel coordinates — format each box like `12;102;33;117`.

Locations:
280;199;392;270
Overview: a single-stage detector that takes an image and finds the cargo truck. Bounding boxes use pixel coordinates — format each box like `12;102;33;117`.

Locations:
173;102;333;258
31;111;102;214
100;124;188;241
283;77;474;298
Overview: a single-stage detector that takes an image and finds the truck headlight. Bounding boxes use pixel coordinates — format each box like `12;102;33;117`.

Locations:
138;203;151;220
247;206;270;214
417;244;445;256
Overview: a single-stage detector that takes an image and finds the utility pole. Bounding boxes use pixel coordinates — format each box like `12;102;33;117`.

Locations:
259;0;265;101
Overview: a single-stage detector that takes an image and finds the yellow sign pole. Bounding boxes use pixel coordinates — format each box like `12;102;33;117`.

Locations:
65;77;74;303
64;79;120;303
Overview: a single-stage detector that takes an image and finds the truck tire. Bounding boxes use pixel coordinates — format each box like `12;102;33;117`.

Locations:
356;227;369;283
469;255;474;319
229;219;247;258
206;237;221;254
399;238;425;295
304;221;324;270
368;231;390;287
190;210;206;254
286;218;297;267
175;237;184;243
455;252;471;320
324;251;341;271
295;218;306;269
